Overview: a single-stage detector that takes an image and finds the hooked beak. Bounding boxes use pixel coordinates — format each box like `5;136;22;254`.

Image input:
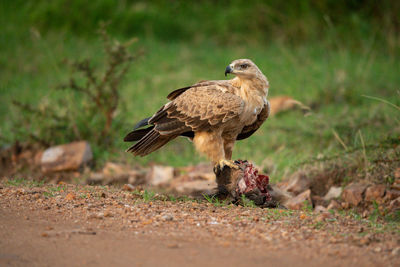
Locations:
225;65;233;76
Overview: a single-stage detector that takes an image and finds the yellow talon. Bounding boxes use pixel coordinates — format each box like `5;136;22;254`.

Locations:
216;159;239;170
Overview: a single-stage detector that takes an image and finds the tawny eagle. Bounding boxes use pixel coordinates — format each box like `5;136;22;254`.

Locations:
124;59;270;170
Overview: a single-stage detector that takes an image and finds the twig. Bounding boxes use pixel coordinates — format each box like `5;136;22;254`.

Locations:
358;129;368;177
332;129;348;151
362;95;400;112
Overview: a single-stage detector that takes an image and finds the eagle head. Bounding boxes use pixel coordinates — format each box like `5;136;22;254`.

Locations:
224;59;262;78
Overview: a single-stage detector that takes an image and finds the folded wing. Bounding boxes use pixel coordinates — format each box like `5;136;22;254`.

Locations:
125;83;244;156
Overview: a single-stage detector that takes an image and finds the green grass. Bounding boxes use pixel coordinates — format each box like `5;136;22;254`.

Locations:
203;194;230;207
4;178;45;188
1;1;399;183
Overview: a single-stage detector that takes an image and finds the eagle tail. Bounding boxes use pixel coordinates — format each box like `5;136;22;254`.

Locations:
126;129;175;156
123;126;154;142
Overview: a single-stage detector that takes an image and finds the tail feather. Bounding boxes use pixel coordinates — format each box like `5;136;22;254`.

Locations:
126;130;175;156
124;126;154;142
133;117;151;130
127;130;158;153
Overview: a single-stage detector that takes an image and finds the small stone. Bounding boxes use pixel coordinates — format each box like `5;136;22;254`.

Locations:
373;247;382;253
359;236;370;246
323;186;342;201
41;141;92;173
284;189;312;210
314;205;327;213
122;184;136;192
147;165;175;186
299;213;307;220
284;171;310;195
316;212;332;222
88;212;104;219
342;183;368;206
166;243;180;249
365;185;386;202
103;210;113;217
362;210;370;218
65;193;76;201
162;214;174;221
41;232;49;237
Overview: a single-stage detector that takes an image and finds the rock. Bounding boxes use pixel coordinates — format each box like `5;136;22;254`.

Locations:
86;172;104;185
364;184;386;202
41;141;92;173
268;185;292;205
342;183;368;206
323;186;342;201
314;205;327;213
327;199;341;210
102;162;130;185
384;189;400;201
127;170;147;185
174;180;217;195
147;165;175;186
87;163;146;185
284;189;311;210
34;150;44;166
102;162;127;177
284;171;310;195
178;163;215;181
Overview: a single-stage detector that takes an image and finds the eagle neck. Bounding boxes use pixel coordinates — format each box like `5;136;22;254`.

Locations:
236;76;269;103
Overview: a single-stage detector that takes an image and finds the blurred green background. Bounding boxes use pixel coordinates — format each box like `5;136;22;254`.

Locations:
1;0;399;180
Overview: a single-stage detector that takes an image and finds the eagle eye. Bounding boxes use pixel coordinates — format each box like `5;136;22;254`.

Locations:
240;64;249;69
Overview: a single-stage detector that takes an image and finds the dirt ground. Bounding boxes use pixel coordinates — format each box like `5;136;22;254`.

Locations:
0;183;399;267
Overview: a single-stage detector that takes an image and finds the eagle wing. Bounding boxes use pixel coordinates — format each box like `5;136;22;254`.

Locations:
164;86;244;131
125;82;244;156
237;100;270;140
167;80;236;100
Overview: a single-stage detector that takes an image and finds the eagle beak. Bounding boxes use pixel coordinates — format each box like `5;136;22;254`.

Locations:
225;65;233;76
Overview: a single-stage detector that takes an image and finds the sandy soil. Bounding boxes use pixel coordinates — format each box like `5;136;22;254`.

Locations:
0;183;399;267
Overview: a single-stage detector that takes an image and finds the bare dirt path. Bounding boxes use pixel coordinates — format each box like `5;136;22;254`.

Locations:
0;183;398;267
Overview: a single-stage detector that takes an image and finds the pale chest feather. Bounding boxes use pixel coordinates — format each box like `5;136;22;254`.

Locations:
240;96;265;125
238;85;266;126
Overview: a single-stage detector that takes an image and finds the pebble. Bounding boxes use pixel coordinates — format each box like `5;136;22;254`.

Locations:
162;214;174;221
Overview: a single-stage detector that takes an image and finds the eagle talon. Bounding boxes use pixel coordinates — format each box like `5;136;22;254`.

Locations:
215;159;239;171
